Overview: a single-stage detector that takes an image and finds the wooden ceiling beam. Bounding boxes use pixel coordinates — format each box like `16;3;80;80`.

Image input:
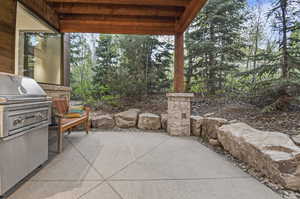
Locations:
46;0;190;7
175;0;207;33
60;15;175;27
53;4;183;18
60;15;175;34
60;23;175;35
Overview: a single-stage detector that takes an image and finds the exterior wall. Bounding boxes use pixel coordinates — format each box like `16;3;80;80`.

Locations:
0;0;17;74
39;83;71;99
0;0;60;75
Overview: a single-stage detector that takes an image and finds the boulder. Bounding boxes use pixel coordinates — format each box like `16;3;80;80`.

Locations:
128;108;141;114
229;120;239;124
114;109;140;128
202;117;228;140
138;113;161;130
191;116;204;136
91;115;115;129
218;122;300;191
292;135;300;146
204;112;215;117
161;114;168;130
209;139;221;147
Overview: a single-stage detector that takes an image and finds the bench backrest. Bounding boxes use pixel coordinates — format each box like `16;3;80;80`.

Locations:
52;97;69;115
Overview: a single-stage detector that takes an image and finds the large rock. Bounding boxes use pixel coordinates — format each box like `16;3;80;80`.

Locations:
202;117;228;140
161;114;168;130
114;109;140;128
191;116;204;137
91;115;115;129
138;113;161;130
218;122;300;191
292;135;300;146
209;139;221;147
128;108;141;114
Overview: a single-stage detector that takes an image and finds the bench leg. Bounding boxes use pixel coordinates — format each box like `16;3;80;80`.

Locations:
57;128;63;153
85;120;89;135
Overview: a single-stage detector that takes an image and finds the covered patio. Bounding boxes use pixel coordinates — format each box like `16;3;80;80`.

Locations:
8;130;281;199
0;0;294;198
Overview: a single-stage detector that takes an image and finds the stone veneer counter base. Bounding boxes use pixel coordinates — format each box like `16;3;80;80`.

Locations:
39;83;71;99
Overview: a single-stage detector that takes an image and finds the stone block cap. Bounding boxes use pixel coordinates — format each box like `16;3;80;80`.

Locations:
166;93;194;98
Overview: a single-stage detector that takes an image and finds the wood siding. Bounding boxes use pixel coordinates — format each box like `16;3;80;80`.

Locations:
0;0;17;74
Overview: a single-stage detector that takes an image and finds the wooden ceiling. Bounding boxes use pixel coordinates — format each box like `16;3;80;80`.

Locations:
45;0;208;35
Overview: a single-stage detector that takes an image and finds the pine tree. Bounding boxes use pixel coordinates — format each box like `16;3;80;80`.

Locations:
186;0;247;95
69;33;94;103
92;34;119;98
118;35;172;95
268;0;300;79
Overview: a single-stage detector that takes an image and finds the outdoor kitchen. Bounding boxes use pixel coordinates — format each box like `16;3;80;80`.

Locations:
0;2;70;197
0;73;51;196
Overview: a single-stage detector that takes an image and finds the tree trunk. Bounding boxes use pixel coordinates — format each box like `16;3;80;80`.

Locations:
252;24;259;83
208;23;216;95
280;0;289;79
185;30;193;92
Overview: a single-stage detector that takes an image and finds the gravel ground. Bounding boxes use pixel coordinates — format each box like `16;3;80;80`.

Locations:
191;97;300;136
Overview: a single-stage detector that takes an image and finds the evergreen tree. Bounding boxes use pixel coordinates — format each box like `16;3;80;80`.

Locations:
244;1;267;84
69;33;94;103
92;34;119;98
267;0;300;79
186;0;247;95
118;35;172;95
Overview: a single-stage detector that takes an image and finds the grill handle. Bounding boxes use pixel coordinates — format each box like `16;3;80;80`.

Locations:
1;123;49;141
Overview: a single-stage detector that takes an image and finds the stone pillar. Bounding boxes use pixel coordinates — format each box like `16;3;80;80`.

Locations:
167;93;194;136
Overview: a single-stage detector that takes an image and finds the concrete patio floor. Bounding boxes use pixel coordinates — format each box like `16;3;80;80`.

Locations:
8;130;282;199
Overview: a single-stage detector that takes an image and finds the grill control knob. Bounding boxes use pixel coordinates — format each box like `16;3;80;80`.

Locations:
36;113;43;120
13;118;23;126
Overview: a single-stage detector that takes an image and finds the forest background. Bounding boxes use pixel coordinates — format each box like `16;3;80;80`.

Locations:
69;0;300;112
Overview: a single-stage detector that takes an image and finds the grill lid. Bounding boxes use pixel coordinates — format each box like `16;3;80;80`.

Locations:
0;73;47;103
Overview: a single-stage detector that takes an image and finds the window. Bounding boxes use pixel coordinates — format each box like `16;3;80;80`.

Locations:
16;3;62;85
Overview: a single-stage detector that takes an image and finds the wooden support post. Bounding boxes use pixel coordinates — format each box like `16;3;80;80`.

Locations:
62;33;71;87
174;32;185;93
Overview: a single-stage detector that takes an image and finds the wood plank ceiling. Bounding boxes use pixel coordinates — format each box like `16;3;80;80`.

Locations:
45;0;207;35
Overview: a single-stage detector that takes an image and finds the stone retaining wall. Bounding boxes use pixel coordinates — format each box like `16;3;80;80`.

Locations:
191;116;300;191
91;109;167;131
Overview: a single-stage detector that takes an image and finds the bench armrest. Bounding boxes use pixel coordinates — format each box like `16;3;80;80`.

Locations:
83;106;91;116
54;113;64;118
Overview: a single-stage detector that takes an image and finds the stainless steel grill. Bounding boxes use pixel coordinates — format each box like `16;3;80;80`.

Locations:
0;73;51;196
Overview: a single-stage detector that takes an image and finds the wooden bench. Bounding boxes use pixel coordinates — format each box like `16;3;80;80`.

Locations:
52;98;90;153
